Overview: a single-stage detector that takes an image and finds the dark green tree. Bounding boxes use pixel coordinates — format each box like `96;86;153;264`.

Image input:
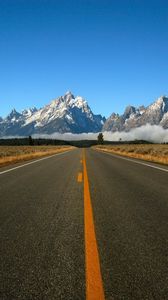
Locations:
97;132;104;145
28;135;34;146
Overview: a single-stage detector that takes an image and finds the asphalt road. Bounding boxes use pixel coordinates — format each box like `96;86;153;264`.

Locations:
0;148;168;299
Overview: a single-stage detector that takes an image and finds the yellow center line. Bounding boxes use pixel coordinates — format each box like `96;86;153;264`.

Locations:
78;172;83;182
83;149;105;300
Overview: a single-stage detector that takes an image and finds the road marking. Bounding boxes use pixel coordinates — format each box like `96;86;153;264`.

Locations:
78;172;83;182
95;149;168;173
0;150;72;175
83;149;105;300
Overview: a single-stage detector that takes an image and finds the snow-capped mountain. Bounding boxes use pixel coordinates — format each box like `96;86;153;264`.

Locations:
103;96;168;132
0;91;105;136
1;93;168;137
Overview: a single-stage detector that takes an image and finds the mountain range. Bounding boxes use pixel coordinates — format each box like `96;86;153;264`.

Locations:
104;95;168;132
0;92;105;137
0;92;168;137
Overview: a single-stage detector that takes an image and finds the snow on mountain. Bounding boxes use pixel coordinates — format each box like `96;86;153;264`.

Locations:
103;95;168;132
1;93;168;137
22;107;38;117
0;92;105;136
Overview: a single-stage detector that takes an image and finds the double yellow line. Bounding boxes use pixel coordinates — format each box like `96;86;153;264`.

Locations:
82;149;105;300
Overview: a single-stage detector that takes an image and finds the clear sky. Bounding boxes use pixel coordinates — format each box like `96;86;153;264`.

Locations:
0;0;168;118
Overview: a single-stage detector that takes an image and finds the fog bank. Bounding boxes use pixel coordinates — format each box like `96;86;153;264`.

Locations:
32;124;168;143
1;124;168;143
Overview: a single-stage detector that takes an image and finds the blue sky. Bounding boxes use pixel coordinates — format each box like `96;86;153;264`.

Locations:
0;0;168;118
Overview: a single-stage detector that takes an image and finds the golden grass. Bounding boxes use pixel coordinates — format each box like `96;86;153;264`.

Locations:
94;144;168;165
0;146;74;167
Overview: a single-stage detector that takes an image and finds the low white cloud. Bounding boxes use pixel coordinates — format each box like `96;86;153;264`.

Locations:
1;124;168;143
1;135;25;139
32;124;168;143
103;124;168;143
32;132;98;141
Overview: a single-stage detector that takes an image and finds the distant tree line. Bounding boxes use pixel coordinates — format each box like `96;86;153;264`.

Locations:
0;137;70;146
0;137;98;147
0;135;157;147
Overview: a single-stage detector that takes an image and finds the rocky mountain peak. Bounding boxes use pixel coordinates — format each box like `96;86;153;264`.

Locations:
64;91;75;99
103;95;168;132
6;109;21;120
158;96;168;112
0;92;105;136
123;106;136;119
22;107;38;116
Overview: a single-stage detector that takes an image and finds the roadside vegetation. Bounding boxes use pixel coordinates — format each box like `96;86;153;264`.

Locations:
0;146;73;167
94;144;168;165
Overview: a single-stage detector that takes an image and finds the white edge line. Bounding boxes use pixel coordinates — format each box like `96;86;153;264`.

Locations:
0;149;73;175
95;149;168;173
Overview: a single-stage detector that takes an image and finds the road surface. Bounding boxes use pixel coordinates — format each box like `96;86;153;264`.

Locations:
0;148;168;299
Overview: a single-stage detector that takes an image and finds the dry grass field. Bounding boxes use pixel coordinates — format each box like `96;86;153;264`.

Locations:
0;146;73;167
94;144;168;165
